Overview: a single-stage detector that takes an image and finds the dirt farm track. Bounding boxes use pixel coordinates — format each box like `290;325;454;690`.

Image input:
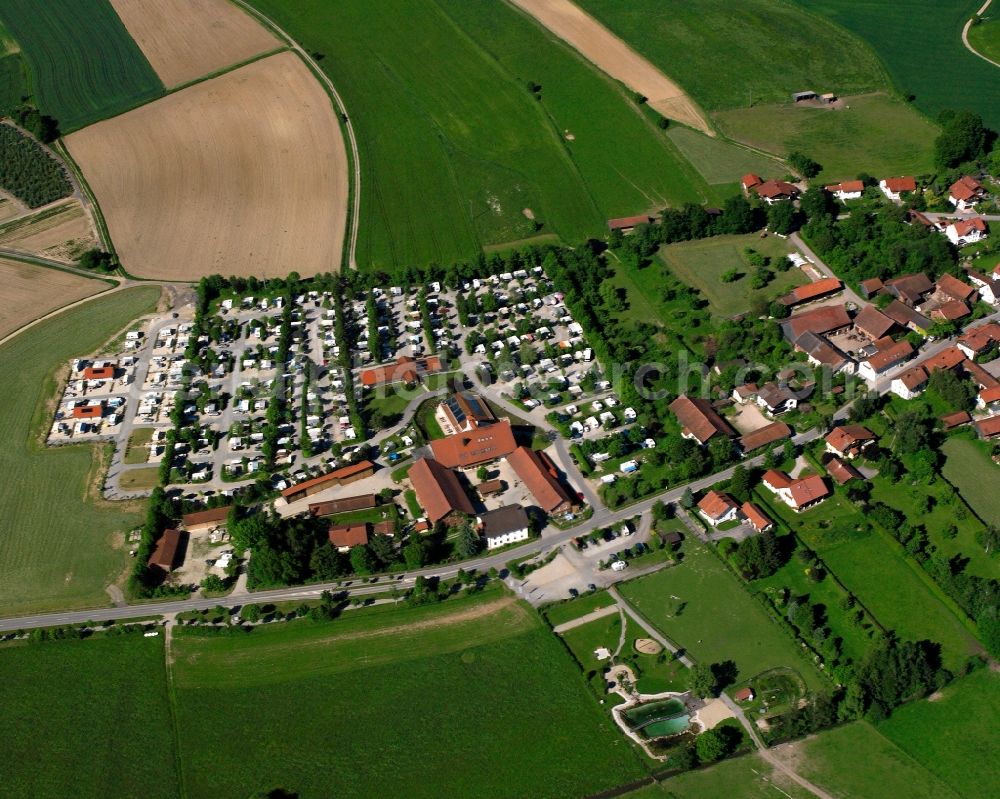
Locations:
66;51;349;280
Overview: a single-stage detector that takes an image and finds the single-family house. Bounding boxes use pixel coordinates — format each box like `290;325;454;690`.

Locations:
857;339;914;382
478;505;530;550
957;323;1000;359
328;523;370;552
853;304;896;341
890;365;929;400
756;382;798;414
966;268;1000;305
946;217;988;246
978;385;1000;410
879;176;917;201
763;470;830;511
697;490;739;526
825;424;875;459
948;175;986;211
826;456;862;485
824;180;864;202
740;502;773;533
755;179;800;205
732;383;758;403
669;395;735;445
885;273;934;307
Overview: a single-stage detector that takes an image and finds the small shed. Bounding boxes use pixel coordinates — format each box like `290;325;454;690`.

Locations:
792;90;817;102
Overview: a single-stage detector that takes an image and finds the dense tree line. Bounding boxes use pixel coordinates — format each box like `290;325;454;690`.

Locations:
0;123;71;207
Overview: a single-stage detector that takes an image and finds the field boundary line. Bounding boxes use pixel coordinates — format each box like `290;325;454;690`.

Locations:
0;276;121;350
164;45;289;96
230;0;361;270
50;139;117;259
963;0;1000;70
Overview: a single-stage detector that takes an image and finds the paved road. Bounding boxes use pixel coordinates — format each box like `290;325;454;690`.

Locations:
232;0;361;270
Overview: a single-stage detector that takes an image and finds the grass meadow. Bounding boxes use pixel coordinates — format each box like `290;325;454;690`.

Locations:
0;0;163;132
657;234;806;317
665;127;784;191
619;539;827;692
769;494;981;671
171;591;646;798
632;753;813;799
0;286;159;615
0;635;179;798
799;0;1000;130
877;667;1000;799
967;15;1000;63
714;93;939;181
574;0;889;111
779;720;962;799
249;0;710;271
942;434;1000;527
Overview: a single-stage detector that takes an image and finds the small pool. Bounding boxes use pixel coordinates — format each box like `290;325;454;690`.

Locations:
622;698;691;739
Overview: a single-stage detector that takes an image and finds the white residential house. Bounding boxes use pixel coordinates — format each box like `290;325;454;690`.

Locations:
879;176;917;202
946;217;988;246
478;505;530;550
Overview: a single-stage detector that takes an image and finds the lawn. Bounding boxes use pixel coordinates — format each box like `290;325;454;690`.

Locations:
942;434;1000;527
119;466;160;491
171;591;646;798
0;0;164;133
250;0;707;272
878;667;1000;799
769;493;981;671
0;635;179;798
619;538;826;691
124;427;153;464
778;720;962;799
666;127;785;189
631;753;813;799
543;588;616;627
714;93;939;182
574;0;889;112
0;51;26;113
967;14;1000;63
0;286;160;615
657;234;807;318
799;0;1000;130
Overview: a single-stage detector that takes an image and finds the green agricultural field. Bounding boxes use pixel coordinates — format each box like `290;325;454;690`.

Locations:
619;539;826;691
574;0;889;111
771;494;981;671
435;0;711;213
0;635;179;798
666;127;784;190
942;434;1000;527
799;0;1000;130
657;234;807;317
632;753;813;799
968;15;1000;63
714;93;939;181
878;667;1000;799
249;0;709;271
0;286;160;615
171;592;646;798
0;0;163;133
0;52;26;112
777;720;961;799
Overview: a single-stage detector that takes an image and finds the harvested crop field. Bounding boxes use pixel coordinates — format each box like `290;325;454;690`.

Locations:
508;0;712;135
0;200;97;262
0;258;107;340
109;0;281;88
66;52;348;280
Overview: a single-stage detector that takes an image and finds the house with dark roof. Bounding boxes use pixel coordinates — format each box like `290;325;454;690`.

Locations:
885;273;934;306
429;419;517;469
859;278;884;299
794;331;854;374
308;494;377;518
435;392;495;435
506;446;575;514
669;395;735;445
408;457;475;525
882;299;931;334
608;215;653;233
756;382;798;414
853;305;896;341
477;505;530;549
148;528;185;572
825;456;862;485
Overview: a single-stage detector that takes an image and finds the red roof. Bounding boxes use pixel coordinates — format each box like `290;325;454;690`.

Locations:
608;215;652;230
429;420;517;469
738;422;792;452
949;217;987;237
182;506;232;528
281;460;375;499
762;469;793;490
781;304;852;341
789;475;830;508
84;365;114;380
783;277;842;305
328;522;369;549
882;176;917;193
894;365;928;391
853;305;895;339
936;273;977;303
408;457;475;523
939;410;971;430
825;424;875;454
669;395;735;444
71;403;103;419
826;456;861;485
931;299;970;322
360;356;442;387
920;345;967;373
825;180;864;193
863;339;913;373
979;386;1000;404
697;490;737;521
506;446;574;513
976;416;1000;438
740;502;772;532
949;175;984;202
148;528;183;571
741;174;763;190
755;179;799;200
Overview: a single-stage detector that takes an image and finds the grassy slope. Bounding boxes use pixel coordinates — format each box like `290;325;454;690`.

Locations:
714;93;939;181
771;494;980;671
877;667;1000;799
798;0;1000;130
632;754;812;799
172;592;645;798
434;0;711;214
250;0;592;270
0;287;160;615
784;720;961;799
942;435;1000;527
619;540;826;691
666;127;784;188
967;15;1000;63
574;0;889;111
0;0;163;133
0;636;179;798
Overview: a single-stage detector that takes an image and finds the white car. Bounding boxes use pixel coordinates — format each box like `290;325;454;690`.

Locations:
611;560;628;572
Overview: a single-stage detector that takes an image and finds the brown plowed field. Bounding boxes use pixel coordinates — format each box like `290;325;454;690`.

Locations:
66;52;349;280
109;0;281;87
0;258;106;340
508;0;713;135
0;200;97;263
